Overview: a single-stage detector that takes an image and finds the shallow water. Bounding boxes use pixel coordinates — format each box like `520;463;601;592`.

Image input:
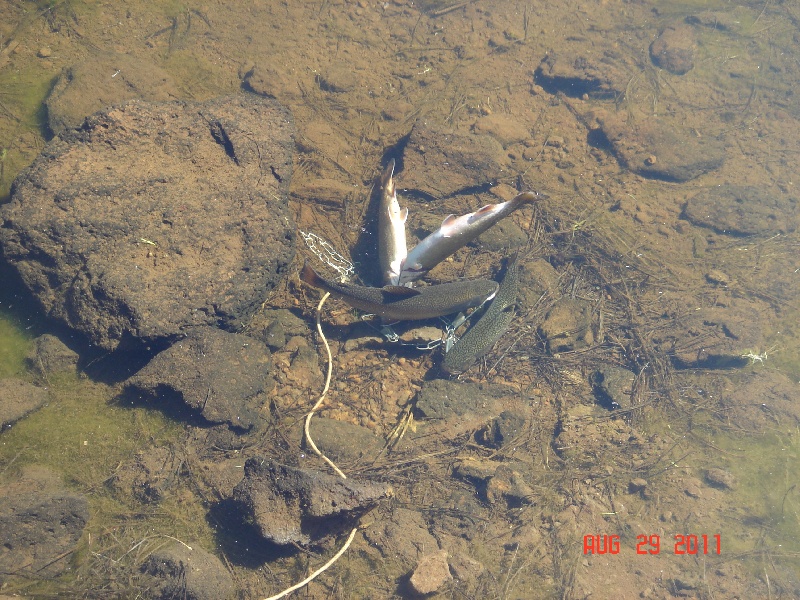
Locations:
0;0;798;598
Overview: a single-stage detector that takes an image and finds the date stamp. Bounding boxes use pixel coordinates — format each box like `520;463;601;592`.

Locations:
583;534;721;555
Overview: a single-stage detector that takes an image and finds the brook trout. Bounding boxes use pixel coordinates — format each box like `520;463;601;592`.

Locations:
398;191;543;285
441;257;520;374
300;262;498;322
378;159;408;286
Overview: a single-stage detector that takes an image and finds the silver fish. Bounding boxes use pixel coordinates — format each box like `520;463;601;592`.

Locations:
378;159;408;286
300;261;498;322
441;257;520;374
398;191;543;285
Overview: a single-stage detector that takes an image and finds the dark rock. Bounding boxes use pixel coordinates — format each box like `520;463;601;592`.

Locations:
0;467;89;577
650;24;696;75
478;410;526;449
476;218;527;250
400;121;509;199
447;552;484;584
534;51;630;99
141;542;234;600
540;297;594;353
683;185;797;236
705;468;735;490
597;112;725;182
409;550;452;595
1;95;295;351
655;303;765;368
262;319;286;351
111;445;182;504
309;417;384;464
414;379;506;420
361;508;439;563
233;459;393;546
628;478;648;493
453;459;533;506
25;334;79;379
590;366;636;410
126;327;273;431
485;465;533;506
45;52;180;136
0;379;49;431
318;63;362;93
258;309;308;351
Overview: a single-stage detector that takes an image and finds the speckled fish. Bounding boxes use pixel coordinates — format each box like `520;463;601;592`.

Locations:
378;159;408;286
441;257;520;374
398;191;543;285
300;261;498;322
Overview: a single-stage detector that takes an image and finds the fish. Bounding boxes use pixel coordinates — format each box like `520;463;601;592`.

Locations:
300;261;499;322
398;191;544;285
378;159;408;286
441;256;520;374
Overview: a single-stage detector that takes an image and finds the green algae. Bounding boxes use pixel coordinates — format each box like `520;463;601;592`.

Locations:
0;371;217;597
0;311;32;378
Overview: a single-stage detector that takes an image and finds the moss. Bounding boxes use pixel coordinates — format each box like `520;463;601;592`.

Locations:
0;312;32;378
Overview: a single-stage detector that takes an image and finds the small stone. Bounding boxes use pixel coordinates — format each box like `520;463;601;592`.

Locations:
37;46;52;58
684;482;702;498
705;468;735;490
629;478;648;493
409;550;452;595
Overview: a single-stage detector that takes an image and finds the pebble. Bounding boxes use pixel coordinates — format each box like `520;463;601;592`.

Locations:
37;47;52;58
705;467;735;490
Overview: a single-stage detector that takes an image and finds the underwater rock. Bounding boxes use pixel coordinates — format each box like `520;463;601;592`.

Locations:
540;297;595;353
414;379;506;420
597;112;725;182
590;366;636;410
309;417;384;464
126;327;273;432
45;52;180;136
400;120;509;199
1;94;295;351
0;379;49;431
361;508;440;564
705;468;735;490
26;333;79;379
409;550;452;595
233;459;393;546
141;541;234;600
649;24;696;75
534;50;630;99
0;466;89;577
683;184;797;236
111;445;182;504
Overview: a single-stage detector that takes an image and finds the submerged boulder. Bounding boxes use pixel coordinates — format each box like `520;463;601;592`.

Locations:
1;94;295;351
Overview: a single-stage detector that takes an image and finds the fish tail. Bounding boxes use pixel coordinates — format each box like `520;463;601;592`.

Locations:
381;159;396;192
300;261;327;290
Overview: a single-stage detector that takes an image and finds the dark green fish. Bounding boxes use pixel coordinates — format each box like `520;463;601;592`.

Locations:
441;258;520;374
300;262;498;322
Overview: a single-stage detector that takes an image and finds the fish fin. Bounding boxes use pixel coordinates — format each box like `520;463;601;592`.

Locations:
400;207;408;222
441;214;457;227
474;204;496;215
300;261;324;288
382;285;421;298
439;214;458;237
